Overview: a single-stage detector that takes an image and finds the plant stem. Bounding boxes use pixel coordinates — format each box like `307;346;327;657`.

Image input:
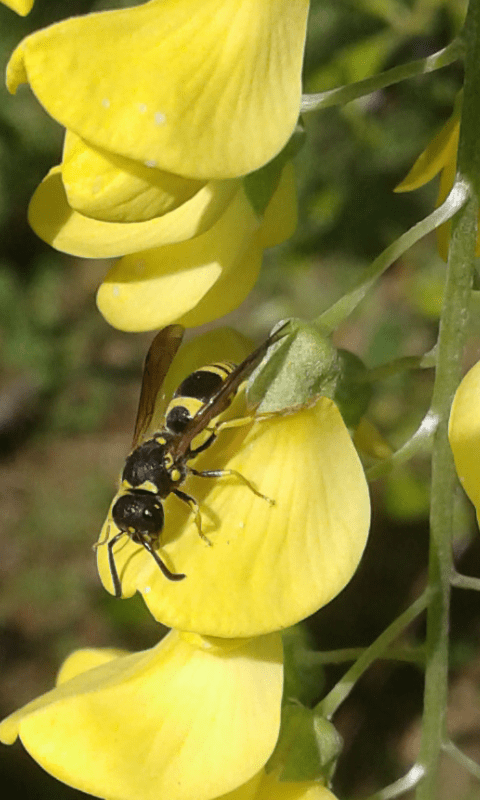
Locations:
301;39;464;113
442;740;480;781
415;2;480;796
316;185;467;333
317;593;428;720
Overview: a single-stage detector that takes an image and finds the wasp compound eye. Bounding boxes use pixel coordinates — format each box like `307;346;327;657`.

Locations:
112;493;165;536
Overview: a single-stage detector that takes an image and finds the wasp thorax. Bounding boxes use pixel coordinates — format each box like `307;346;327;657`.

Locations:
112;493;165;538
122;438;178;491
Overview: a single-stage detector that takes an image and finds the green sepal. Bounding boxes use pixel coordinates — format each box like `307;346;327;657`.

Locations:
282;626;327;707
243;123;305;216
247;320;339;414
266;701;343;783
334;349;372;428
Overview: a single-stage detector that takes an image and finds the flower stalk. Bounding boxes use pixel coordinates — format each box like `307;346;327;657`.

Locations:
301;38;464;114
415;1;480;796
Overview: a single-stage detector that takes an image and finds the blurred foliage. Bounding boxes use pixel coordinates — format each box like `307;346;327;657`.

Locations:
1;0;480;798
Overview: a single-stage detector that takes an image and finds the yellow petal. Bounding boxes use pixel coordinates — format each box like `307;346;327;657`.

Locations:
97;397;370;637
217;769;338;800
353;418;393;460
56;648;128;685
0;630;283;800
449;360;480;515
62;131;205;222
177;236;263;328
254;771;337;800
259;162;298;248
1;0;33;14
96;185;260;331
7;0;309;179
395;114;460;192
28;167;237;257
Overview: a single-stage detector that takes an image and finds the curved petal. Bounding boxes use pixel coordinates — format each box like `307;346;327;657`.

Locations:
177;236;263;328
0;631;283;800
259;161;298;248
395;115;460;192
56;647;128;685
7;0;309;178
28;167;237;257
97;397;371;637
218;770;338;800
62;131;204;222
449;360;480;516
1;0;33;14
96;185;260;331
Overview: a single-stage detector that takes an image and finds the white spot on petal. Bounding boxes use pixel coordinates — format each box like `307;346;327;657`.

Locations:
145;159;157;168
138;103;147;113
101;98;110;109
154;111;166;126
112;286;120;297
144;585;151;594
135;259;146;274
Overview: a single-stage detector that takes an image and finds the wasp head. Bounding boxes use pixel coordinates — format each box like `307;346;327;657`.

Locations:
112;492;164;544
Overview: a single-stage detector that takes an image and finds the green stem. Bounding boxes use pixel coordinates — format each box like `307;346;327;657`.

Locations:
415;1;480;795
361;764;425;800
442;740;480;781
362;352;436;383
301;39;464;114
316;184;468;333
451;572;480;591
312;646;425;665
366;409;437;480
317;592;428;720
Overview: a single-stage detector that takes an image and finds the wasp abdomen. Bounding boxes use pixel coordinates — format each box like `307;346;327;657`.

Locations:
166;363;236;435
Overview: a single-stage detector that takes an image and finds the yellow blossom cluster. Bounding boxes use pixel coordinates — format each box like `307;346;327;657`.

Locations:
0;2;373;800
6;0;303;332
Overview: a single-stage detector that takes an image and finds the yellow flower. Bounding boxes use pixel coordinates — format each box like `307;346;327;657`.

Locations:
7;0;303;331
98;161;296;331
8;0;308;179
97;328;371;637
1;0;33;14
395;106;463;261
0;630;283;800
449;360;480;517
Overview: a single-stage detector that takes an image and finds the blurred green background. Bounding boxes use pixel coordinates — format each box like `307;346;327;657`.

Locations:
1;1;480;798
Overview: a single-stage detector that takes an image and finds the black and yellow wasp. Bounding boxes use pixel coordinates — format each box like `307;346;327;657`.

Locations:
103;323;286;597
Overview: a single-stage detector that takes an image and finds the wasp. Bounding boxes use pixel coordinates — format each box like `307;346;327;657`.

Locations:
102;323;287;597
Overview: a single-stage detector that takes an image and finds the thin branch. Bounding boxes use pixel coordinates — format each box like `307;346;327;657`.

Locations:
301;39;464;113
361;764;426;800
443;740;480;781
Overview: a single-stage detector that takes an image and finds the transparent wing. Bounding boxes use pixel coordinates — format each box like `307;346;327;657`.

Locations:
171;321;289;460
132;325;184;447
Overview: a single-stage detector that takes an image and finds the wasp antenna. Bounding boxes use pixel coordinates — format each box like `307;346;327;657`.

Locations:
142;538;186;582
107;531;125;598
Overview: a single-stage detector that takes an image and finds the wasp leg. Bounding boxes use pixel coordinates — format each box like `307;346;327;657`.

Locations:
173;488;212;545
189;467;275;506
107;530;127;598
94;523;111;549
138;535;186;582
214;410;283;435
188;431;217;457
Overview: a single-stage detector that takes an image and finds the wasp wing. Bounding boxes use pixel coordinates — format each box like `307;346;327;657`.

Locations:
171;322;288;461
132;325;185;448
